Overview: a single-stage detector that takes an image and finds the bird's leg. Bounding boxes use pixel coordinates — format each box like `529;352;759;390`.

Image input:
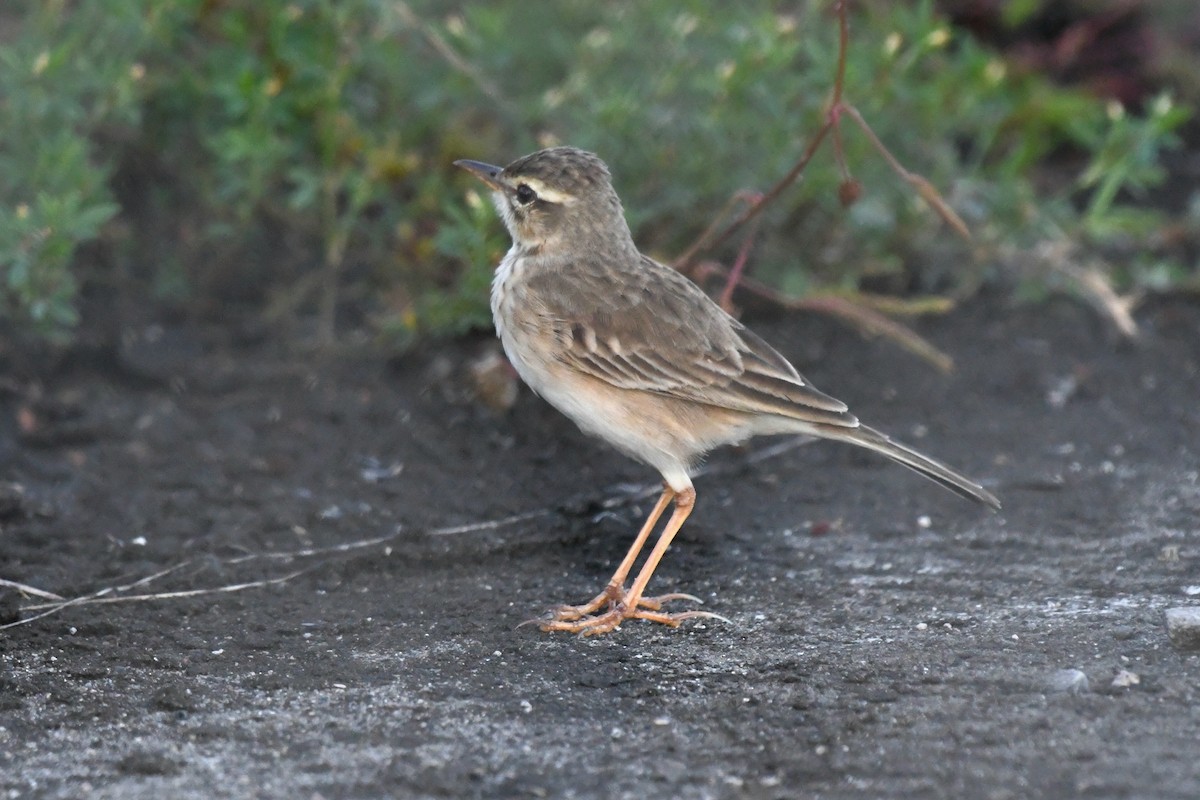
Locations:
545;486;676;621
540;486;725;635
620;486;696;614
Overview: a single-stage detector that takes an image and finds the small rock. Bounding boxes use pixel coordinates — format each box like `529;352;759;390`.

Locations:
150;682;196;713
116;749;179;776
467;349;518;412
1165;607;1200;650
1111;670;1140;688
360;457;404;483
1048;668;1089;694
0;483;30;520
1110;625;1137;641
1046;373;1078;409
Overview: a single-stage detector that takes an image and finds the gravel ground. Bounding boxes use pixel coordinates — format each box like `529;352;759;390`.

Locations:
2;296;1199;799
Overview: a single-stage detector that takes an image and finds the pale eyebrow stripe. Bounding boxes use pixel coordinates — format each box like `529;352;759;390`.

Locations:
514;177;576;205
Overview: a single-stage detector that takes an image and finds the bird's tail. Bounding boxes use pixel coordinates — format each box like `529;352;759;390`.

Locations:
815;423;1001;510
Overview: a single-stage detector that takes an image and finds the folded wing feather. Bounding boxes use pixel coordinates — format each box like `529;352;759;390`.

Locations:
525;255;858;428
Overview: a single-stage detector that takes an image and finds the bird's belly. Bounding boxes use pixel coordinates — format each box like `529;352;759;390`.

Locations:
489;250;755;491
504;349;757;492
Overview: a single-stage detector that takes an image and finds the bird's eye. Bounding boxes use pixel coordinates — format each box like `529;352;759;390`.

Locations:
515;184;537;205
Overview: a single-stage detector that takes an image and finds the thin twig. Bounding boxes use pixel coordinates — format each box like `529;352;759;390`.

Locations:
0;578;64;601
849;292;955;317
1024;239;1141;338
676;191;761;281
832;0;849;106
1063;263;1139;339
426;509;555;536
1;589;116;630
122;560;196;590
9;570;312;621
674;120;834;270
675;0;971;288
841;105;971;241
794;294;954;372
225;531;406;564
718;212;763;313
675;1;850;269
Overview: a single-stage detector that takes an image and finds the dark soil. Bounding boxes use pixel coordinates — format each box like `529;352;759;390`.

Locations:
2;296;1199;799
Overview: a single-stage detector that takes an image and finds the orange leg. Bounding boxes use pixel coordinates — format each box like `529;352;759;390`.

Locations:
539;486;725;635
544;485;699;622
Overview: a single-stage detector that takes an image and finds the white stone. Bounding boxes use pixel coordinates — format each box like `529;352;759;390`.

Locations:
1165;607;1200;650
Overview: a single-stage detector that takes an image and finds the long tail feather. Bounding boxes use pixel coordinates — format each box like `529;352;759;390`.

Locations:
816;423;1001;510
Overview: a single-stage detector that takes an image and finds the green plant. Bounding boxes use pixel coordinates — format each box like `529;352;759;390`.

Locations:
0;1;147;341
436;0;1189;306
132;0;508;344
0;1;1190;348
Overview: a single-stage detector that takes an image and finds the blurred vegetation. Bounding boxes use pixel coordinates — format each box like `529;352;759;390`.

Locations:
0;0;1193;348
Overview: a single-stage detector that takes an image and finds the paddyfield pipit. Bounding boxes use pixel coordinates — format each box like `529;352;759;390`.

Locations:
455;147;999;636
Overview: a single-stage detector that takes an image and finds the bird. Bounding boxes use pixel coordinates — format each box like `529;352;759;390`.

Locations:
454;146;999;635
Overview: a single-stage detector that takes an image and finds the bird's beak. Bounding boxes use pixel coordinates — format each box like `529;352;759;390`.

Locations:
453;159;504;190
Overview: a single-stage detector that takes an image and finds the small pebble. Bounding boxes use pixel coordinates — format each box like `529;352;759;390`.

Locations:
1165;607;1200;650
0;482;30;520
1046;374;1077;408
469;350;519;412
1048;668;1089;694
1111;670;1140;688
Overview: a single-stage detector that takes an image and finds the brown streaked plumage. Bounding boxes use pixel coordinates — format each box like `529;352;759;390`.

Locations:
455;146;999;636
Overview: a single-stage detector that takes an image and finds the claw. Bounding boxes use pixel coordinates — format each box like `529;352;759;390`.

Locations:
644;592;704;606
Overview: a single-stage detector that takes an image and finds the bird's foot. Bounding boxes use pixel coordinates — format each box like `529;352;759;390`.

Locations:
520;587;725;635
541;584;703;622
537;605;728;636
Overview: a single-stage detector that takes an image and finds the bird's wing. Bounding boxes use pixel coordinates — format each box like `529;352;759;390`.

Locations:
522;254;857;427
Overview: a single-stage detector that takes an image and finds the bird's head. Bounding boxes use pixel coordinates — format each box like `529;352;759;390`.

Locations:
454;147;632;256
